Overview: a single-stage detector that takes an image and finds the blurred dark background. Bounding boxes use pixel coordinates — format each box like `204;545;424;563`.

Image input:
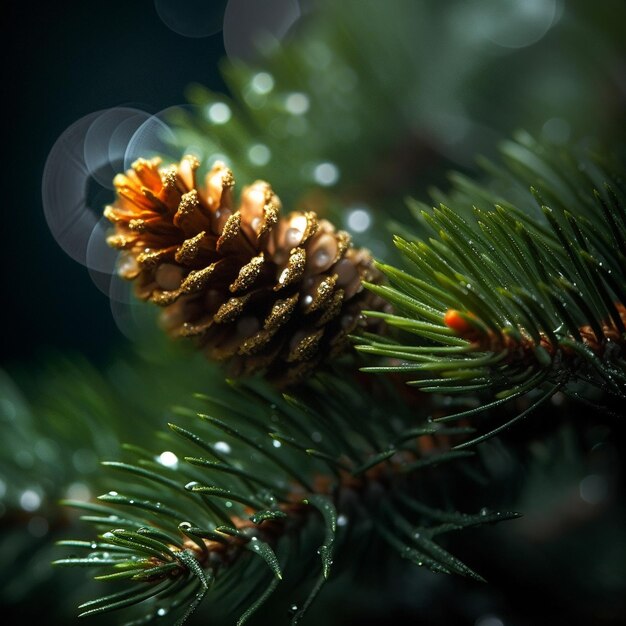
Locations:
4;1;227;367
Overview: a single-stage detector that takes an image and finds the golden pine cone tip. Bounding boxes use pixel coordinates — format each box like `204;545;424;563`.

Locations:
105;155;387;384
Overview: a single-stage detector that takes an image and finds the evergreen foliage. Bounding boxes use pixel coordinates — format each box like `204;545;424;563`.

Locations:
358;134;626;446
54;372;518;624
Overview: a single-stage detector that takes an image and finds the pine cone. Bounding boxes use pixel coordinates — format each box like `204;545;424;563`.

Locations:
105;156;385;383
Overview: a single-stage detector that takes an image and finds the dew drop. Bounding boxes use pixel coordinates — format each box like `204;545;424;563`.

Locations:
480;507;489;516
250;72;275;95
313;248;331;269
207;102;231;125
313;162;339;186
214;441;232;454
285;227;303;248
247;143;271;166
285;92;310;115
346;208;371;233
336;514;348;527
272;439;282;448
66;482;91;502
20;490;42;512
157;451;179;468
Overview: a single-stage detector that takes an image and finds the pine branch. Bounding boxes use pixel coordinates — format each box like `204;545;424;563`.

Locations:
0;347;245;610
356;134;626;441
55;373;516;624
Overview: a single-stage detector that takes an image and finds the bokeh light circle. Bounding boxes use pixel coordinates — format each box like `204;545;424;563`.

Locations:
484;0;559;49
124;108;180;170
43;108;151;268
154;0;228;38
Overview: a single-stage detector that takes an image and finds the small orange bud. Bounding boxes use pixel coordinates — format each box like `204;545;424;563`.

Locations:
444;309;474;334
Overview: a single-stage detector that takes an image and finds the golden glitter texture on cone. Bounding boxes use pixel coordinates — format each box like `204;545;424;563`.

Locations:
105;156;386;384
